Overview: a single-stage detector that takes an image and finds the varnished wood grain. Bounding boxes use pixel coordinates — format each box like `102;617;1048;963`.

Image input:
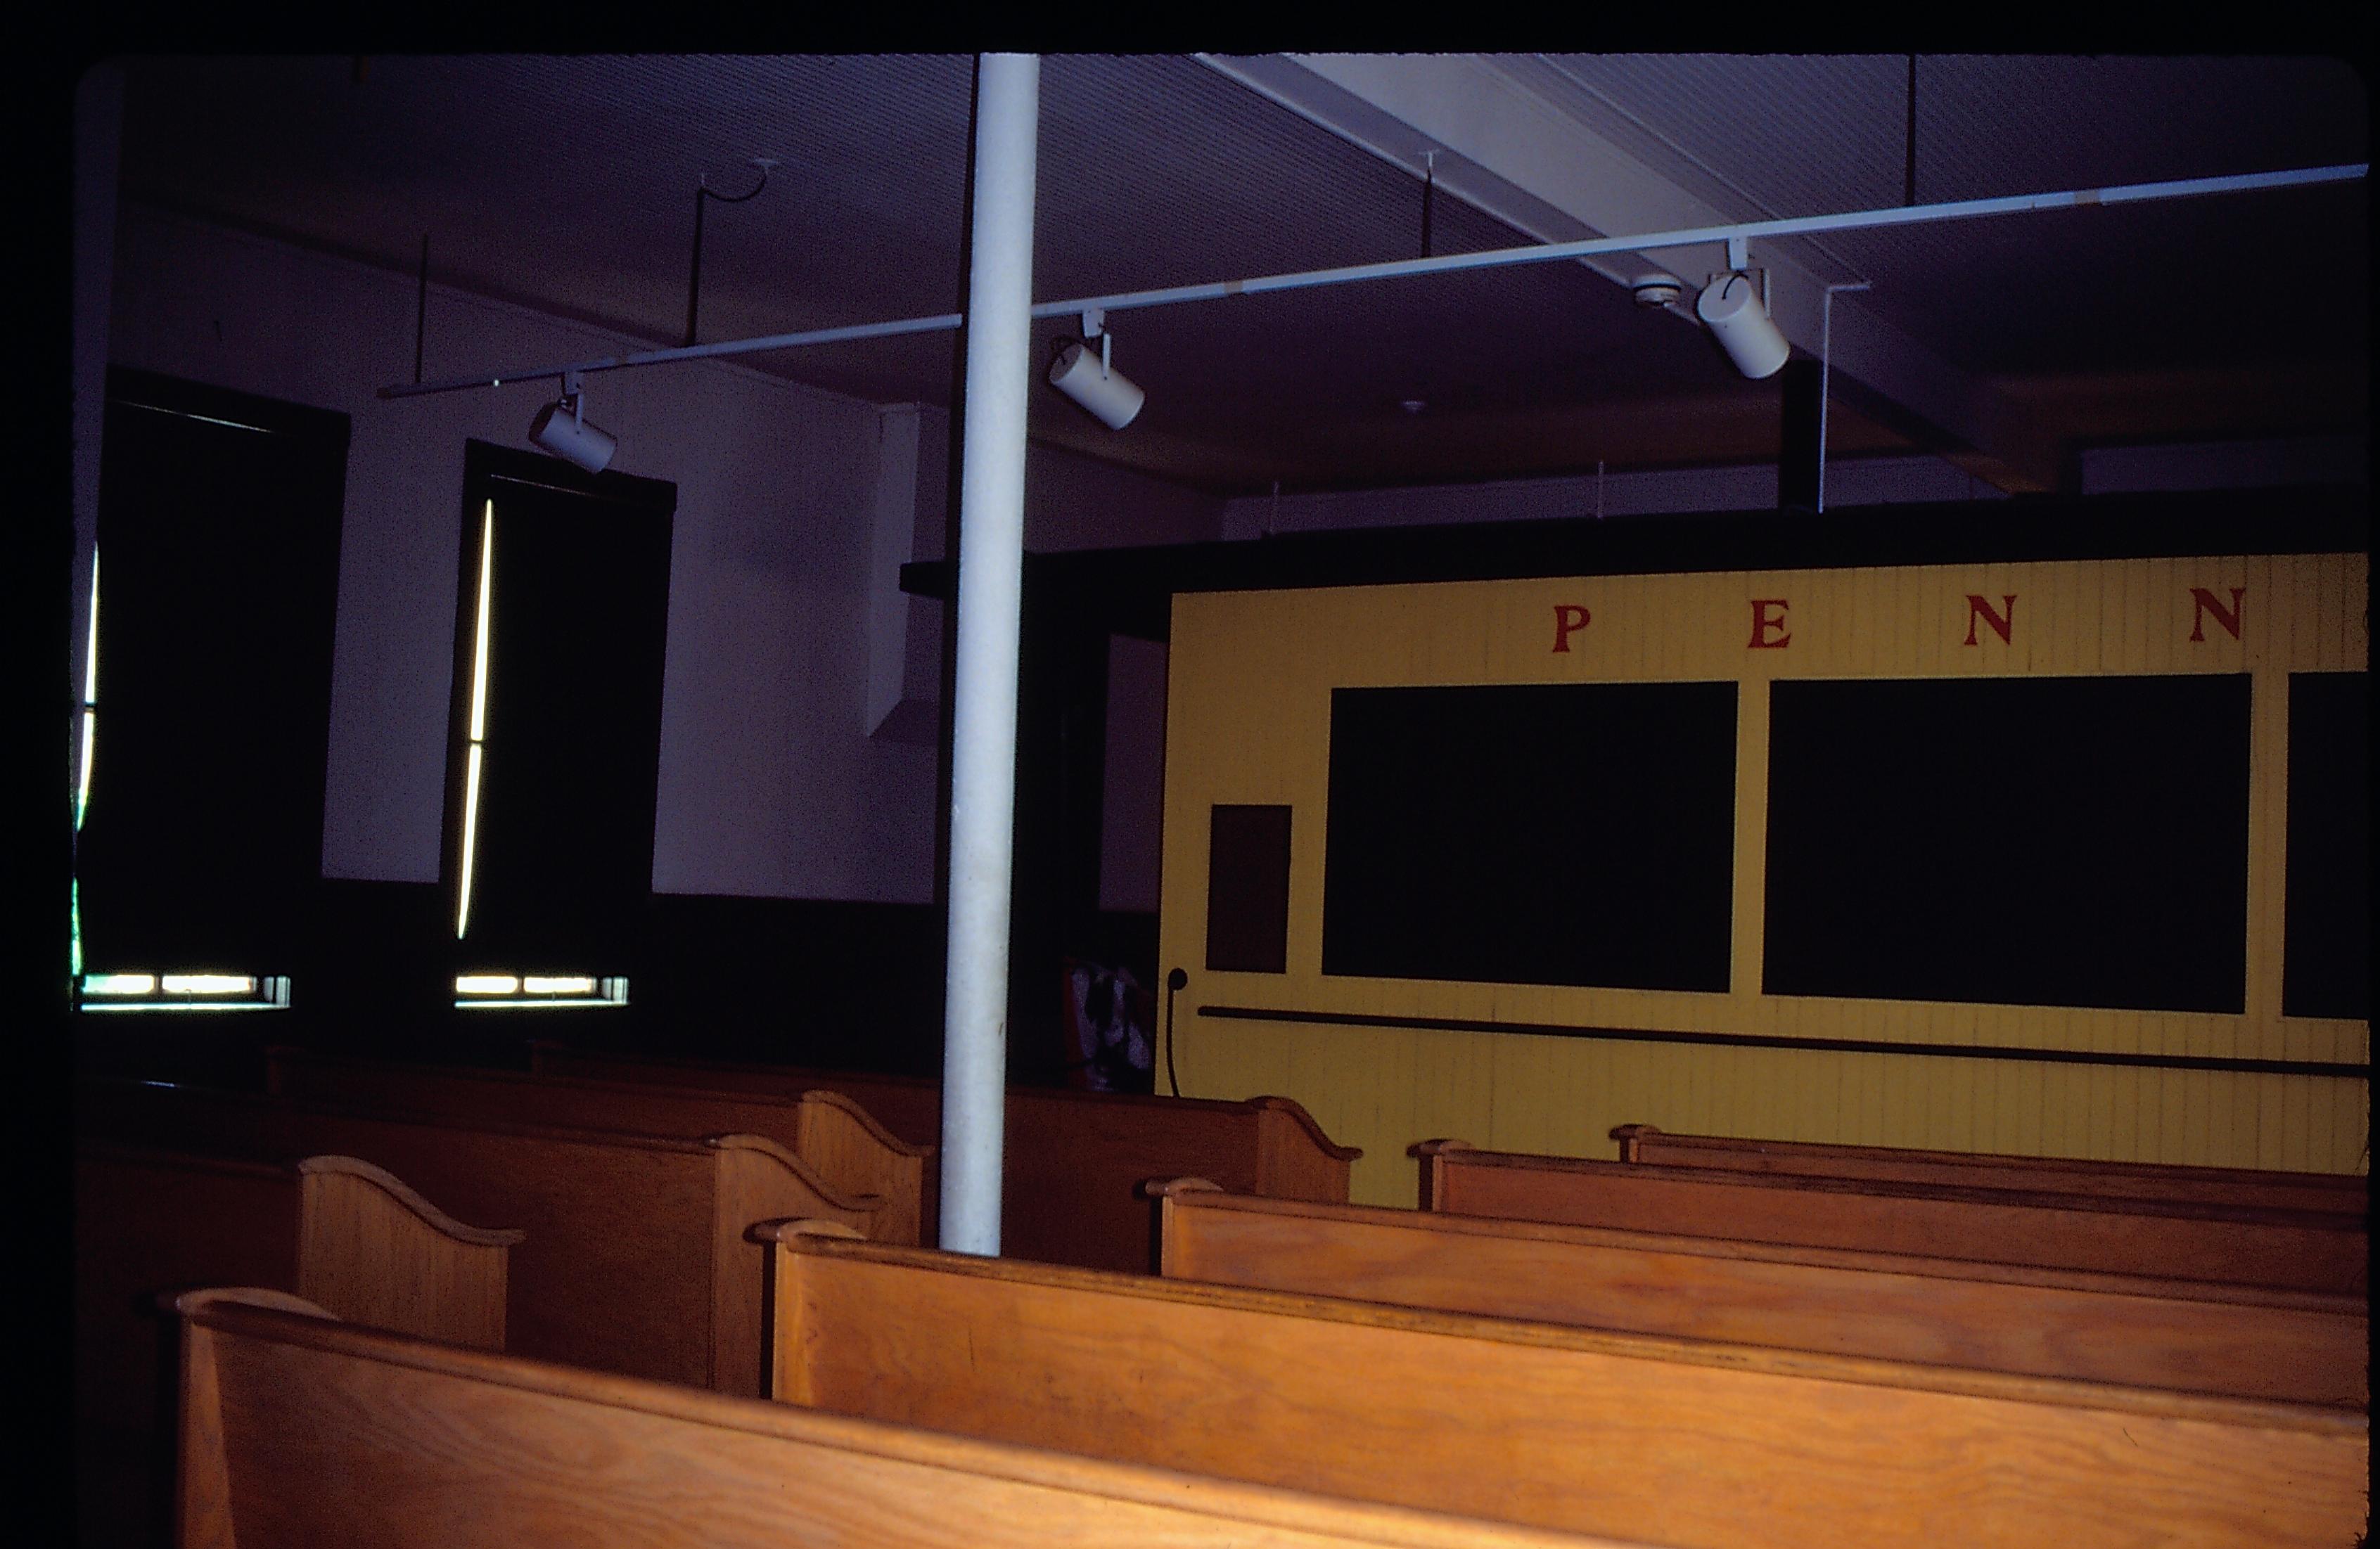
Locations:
294;1156;520;1353
172;1289;1645;1549
75;1144;517;1549
1151;1178;2367;1406
266;1047;926;1245
1610;1123;2371;1213
78;1076;876;1394
1418;1140;2369;1292
532;1043;1359;1271
762;1230;2369;1549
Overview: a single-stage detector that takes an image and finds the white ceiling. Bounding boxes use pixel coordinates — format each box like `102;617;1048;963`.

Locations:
113;52;2368;496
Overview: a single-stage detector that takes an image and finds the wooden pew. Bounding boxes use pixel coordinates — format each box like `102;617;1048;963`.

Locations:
531;1042;1359;1271
1414;1138;2369;1294
264;1046;931;1247
1611;1122;2371;1216
76;1076;882;1395
755;1223;2369;1549
172;1287;1640;1549
1146;1178;2368;1407
76;1143;521;1549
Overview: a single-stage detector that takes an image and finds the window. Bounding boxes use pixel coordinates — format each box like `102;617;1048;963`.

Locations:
2283;671;2368;1020
71;369;348;1010
442;441;675;1008
1321;681;1739;991
1763;674;2252;1013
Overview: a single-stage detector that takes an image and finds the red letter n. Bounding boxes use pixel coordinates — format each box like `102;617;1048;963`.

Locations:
1748;598;1791;650
1964;593;2016;646
2189;586;2245;643
1552;603;1592;653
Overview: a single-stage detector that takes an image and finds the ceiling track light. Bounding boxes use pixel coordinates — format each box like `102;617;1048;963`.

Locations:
1630;272;1685;308
1695;237;1791;380
1049;307;1145;430
528;370;618;472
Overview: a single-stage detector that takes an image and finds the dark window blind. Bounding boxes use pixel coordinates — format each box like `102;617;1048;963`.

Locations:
2283;671;2369;1020
444;442;675;971
1322;681;1739;991
74;368;348;969
1763;674;2253;1013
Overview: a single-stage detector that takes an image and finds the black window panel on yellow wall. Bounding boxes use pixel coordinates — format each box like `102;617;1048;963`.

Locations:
1763;674;2252;1014
1322;682;1738;991
1206;805;1293;973
443;442;675;972
75;369;348;969
2283;671;2368;1020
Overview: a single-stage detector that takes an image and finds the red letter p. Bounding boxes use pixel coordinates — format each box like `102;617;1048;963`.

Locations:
1552;603;1592;654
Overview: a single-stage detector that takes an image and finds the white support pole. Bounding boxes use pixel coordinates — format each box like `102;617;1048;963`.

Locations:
938;53;1039;1257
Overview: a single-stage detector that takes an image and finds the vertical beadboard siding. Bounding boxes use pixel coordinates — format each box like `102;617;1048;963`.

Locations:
1160;553;2370;1205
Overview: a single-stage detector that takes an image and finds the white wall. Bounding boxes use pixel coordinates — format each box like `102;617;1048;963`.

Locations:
105;205;1222;906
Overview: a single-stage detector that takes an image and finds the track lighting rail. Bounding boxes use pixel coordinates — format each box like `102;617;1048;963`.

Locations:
379;162;2364;401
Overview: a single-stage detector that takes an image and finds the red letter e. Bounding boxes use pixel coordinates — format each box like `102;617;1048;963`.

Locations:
1748;598;1791;650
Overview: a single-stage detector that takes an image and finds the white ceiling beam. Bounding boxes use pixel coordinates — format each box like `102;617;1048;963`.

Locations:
1198;52;2063;493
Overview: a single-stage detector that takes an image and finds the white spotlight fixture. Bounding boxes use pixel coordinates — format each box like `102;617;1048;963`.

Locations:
1048;308;1145;430
1695;252;1791;380
527;371;618;473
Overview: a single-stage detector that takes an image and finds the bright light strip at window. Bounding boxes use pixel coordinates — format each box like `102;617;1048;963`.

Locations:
457;745;485;937
79;973;291;1012
469;503;494;743
456;502;494;940
78;550;99;828
160;975;260;994
455;974;629;1009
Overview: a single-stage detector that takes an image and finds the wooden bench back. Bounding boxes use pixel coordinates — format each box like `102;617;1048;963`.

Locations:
1611;1123;2371;1215
77;1077;881;1394
264;1046;930;1245
1149;1178;2368;1407
75;1143;520;1549
1415;1139;2369;1293
532;1043;1359;1270
757;1227;2367;1549
172;1288;1641;1549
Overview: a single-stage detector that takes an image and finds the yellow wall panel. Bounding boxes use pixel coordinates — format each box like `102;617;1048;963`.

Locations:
1159;551;2370;1195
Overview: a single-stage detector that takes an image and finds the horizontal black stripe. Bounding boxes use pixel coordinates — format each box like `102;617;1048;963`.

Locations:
1195;1004;2370;1080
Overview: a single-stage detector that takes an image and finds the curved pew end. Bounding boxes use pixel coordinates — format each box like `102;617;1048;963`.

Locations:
295;1156;529;1247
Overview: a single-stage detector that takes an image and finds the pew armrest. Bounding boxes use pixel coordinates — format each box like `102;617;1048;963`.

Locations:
748;1217;868;1245
1608;1125;1663;1163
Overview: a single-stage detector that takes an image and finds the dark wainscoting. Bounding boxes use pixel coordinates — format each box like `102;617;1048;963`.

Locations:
72;878;1158;1091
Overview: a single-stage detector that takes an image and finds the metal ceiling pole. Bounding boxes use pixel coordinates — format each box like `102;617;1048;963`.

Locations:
939;52;1040;1258
377;162;2363;403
